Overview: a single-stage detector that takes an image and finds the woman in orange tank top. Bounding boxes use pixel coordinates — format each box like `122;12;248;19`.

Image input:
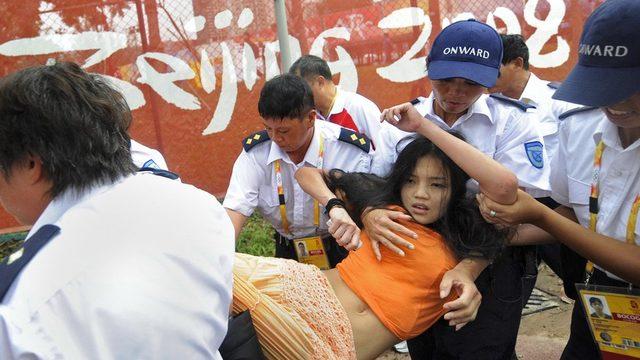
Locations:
233;103;517;359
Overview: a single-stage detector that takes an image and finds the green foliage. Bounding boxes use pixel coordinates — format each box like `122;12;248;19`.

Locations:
236;213;275;257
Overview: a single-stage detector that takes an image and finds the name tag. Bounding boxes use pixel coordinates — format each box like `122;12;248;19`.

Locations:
294;236;330;270
576;284;640;358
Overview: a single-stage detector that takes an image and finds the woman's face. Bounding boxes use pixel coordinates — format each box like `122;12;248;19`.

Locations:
400;155;452;225
431;78;485;123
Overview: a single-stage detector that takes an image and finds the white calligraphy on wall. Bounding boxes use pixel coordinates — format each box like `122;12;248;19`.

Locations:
0;0;570;135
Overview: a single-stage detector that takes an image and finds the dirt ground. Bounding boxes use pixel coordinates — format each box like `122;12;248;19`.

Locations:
375;264;573;360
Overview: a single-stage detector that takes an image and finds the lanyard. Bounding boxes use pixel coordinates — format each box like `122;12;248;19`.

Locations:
586;140;640;281
274;136;324;236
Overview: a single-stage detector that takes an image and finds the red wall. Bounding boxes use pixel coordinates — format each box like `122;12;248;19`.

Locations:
0;0;602;228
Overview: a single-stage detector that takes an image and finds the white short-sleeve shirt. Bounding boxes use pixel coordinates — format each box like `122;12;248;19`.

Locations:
0;173;234;359
223;120;374;239
130;139;169;170
373;94;550;194
519;74;579;164
551;108;640;281
318;87;383;148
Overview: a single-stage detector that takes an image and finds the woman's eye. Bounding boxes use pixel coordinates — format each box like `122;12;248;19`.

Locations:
431;183;446;188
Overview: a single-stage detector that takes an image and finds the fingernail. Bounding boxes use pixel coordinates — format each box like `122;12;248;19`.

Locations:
398;250;405;256
408;244;415;250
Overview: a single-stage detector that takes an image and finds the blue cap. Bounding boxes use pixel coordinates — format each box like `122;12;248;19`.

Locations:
427;19;503;88
553;0;640;107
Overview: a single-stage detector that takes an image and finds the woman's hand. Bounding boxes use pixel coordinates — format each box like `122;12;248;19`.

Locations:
328;207;361;251
361;208;416;260
380;102;427;133
476;189;546;226
440;262;485;330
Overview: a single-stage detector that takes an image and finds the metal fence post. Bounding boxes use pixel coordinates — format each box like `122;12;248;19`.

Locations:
274;0;292;73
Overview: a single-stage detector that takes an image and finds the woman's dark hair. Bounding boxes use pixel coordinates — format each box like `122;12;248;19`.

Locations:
324;169;385;228
330;135;506;261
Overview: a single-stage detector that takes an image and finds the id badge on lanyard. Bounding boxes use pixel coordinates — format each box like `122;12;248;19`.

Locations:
577;140;640;358
274;136;330;269
576;284;640;359
294;236;330;270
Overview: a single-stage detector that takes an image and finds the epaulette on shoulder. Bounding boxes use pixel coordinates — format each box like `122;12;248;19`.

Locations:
242;130;270;152
558;106;598;121
489;93;536;111
410;97;421;105
338;127;371;153
547;81;561;90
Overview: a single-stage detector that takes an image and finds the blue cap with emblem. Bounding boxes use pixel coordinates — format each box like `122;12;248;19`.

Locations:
553;0;640;107
427;19;503;88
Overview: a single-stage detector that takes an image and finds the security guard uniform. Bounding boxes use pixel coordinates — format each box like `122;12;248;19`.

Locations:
552;106;640;359
224;120;374;268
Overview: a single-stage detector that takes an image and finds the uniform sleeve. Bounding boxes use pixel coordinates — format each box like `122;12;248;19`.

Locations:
222;150;264;217
371;122;406;177
494;111;551;192
550;120;571;206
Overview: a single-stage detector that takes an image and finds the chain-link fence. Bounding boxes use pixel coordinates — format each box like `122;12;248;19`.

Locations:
0;0;601;228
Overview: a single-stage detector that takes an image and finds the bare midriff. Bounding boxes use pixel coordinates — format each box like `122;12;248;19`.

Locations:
323;268;400;360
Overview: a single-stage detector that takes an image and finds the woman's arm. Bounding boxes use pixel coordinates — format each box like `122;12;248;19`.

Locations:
480;189;640;285
294;167;361;250
381;103;518;204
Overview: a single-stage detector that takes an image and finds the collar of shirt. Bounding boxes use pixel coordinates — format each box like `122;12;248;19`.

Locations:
266;122;322;166
418;93;494;128
27;179;124;239
328;87;346;118
520;72;548;107
593;116;640;152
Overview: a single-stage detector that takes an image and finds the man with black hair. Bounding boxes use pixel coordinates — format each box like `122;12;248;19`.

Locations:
289;55;383;148
224;74;374;268
489;34;576;167
0;62;234;358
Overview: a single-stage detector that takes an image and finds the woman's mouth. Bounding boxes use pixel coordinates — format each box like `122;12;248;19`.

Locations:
411;204;430;214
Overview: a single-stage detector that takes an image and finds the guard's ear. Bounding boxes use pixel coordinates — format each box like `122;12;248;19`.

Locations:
306;109;316;126
23;153;45;185
513;57;525;69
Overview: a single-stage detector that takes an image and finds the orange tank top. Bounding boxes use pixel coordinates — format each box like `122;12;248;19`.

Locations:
336;206;458;340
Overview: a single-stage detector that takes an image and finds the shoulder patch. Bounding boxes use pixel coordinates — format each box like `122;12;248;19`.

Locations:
558;106;598;121
142;159;160;169
524;141;544;169
547;81;561;90
489;93;536;111
338;127;371;153
242;130;270;152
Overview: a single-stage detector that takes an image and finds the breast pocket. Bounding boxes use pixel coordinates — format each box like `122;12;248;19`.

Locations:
567;176;591;226
258;185;279;207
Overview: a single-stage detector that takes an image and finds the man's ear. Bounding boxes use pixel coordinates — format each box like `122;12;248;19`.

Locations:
306;109;316;127
24;153;45;185
513;57;525;69
316;75;327;88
